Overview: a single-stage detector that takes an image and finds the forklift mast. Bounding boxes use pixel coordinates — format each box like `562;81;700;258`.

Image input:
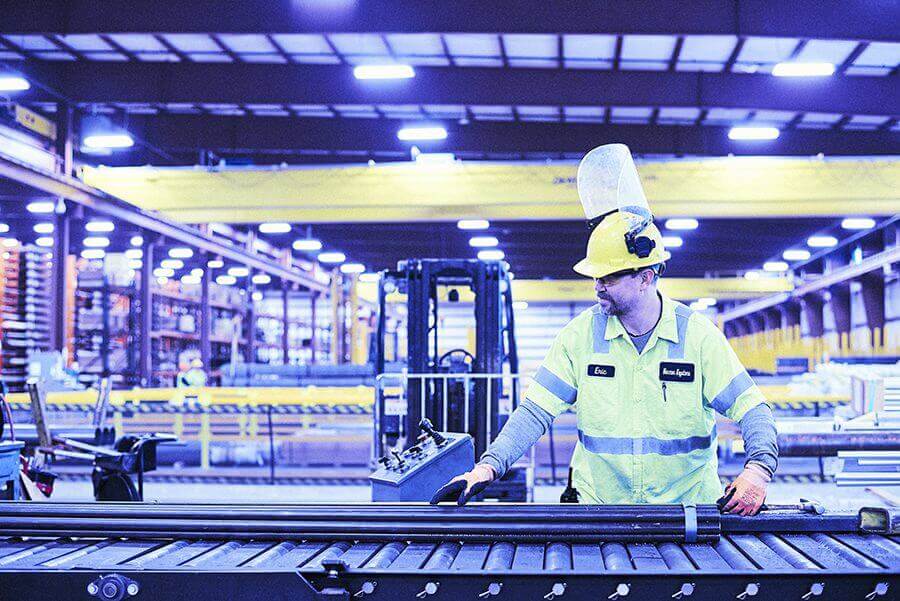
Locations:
375;259;518;460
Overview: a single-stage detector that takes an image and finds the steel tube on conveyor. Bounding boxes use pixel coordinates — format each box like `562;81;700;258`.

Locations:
777;432;900;456
0;502;720;543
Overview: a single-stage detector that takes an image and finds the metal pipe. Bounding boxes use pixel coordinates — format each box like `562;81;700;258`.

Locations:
777;432;900;456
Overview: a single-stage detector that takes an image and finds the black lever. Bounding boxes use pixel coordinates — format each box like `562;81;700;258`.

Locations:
419;418;446;446
560;467;580;503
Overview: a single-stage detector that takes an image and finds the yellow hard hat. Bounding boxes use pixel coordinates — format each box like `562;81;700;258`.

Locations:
573;211;671;279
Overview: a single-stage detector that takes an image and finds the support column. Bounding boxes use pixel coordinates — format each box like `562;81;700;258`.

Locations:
200;258;211;371
245;271;257;364
801;293;826;338
829;285;852;350
762;308;781;331
780;300;802;329
310;291;318;364
747;313;765;334
139;238;154;386
281;284;290;365
860;230;886;349
49;210;70;353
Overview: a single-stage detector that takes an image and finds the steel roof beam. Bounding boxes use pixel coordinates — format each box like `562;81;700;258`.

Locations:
2;1;897;42
12;61;899;117
0;151;327;291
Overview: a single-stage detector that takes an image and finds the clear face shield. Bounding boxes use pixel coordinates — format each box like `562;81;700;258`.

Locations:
576;143;653;228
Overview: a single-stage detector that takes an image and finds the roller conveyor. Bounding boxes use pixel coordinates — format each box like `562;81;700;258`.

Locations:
0;503;897;601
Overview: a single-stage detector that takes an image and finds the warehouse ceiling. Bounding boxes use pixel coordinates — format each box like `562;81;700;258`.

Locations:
0;2;896;280
1;1;898;165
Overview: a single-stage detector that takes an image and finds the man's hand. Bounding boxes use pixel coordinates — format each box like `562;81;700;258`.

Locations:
717;463;771;516
430;464;496;505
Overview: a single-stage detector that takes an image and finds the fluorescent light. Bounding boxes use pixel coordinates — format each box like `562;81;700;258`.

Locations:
35;237;54;247
168;247;194;259
0;223;8;233
358;272;380;282
457;219;490;230
83;236;110;248
251;291;264;301
512;301;528;311
0;76;30;92
478;249;505;261
763;261;789;272
744;270;760;280
128;259;142;269
81;249;105;259
689;301;709;311
191;268;204;277
181;275;201;285
293;239;323;251
807;235;838;248
125;249;143;259
664;218;698;230
160;259;183;270
662;236;683;248
772;62;835;77
1;238;18;248
340;263;366;274
318;251;346;264
33;223;54;234
258;222;292;234
82;134;134;149
216;274;237;286
782;249;811;261
86;220;114;232
228;266;249;277
130;235;144;247
153;267;174;278
353;64;415;80
698;297;717;306
26;201;55;214
469;236;499;248
397;126;447;141
728;127;780;141
207;259;224;268
157;277;169;285
252;273;272;285
841;217;875;230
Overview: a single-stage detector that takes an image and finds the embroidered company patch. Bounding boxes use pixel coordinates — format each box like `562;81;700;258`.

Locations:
587;364;616;378
659;362;695;382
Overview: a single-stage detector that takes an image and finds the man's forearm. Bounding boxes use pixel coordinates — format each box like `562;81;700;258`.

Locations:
479;398;555;478
739;403;778;475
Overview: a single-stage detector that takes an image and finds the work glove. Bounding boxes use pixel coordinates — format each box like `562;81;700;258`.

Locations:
430;464;496;506
717;463;771;516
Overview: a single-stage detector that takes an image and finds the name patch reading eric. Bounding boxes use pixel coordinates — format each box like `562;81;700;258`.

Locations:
587;364;616;378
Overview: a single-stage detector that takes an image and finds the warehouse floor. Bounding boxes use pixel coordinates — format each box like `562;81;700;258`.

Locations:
49;478;897;510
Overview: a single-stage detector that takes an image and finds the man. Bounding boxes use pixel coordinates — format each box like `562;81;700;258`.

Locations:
432;149;778;515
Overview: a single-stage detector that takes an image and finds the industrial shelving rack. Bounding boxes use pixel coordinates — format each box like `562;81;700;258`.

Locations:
0;245;52;392
73;268;139;388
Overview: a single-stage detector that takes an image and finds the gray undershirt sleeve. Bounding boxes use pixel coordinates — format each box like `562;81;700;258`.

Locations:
479;398;555;478
739;403;779;475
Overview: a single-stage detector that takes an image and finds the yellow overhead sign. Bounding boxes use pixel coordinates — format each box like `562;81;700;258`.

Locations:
81;157;900;223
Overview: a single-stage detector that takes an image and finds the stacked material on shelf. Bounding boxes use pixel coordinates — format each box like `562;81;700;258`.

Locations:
836;376;900;487
0;245;52;392
786;361;900;399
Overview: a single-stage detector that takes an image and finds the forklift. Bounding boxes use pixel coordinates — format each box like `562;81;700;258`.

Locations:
373;258;528;501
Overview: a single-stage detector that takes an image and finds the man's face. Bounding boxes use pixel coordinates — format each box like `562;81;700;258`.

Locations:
594;269;650;315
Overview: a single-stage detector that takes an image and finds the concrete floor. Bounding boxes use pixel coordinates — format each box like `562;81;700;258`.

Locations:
50;477;897;510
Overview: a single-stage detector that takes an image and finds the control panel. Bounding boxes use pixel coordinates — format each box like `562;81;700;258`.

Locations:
370;419;474;501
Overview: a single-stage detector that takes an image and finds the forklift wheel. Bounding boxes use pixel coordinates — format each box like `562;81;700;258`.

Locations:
93;470;140;502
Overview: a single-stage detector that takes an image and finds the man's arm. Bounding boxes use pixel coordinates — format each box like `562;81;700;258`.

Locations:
739;403;778;476
480;398;556;478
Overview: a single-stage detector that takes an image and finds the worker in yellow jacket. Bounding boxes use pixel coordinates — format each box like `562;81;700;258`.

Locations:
433;145;777;515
